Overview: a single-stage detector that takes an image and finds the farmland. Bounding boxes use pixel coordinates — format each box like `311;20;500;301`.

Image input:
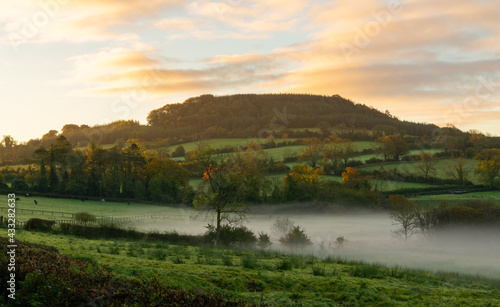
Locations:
5;226;500;306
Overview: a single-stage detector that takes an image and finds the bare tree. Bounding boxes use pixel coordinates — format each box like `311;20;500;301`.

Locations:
415;152;437;179
446;153;471;184
271;217;295;240
389;195;417;241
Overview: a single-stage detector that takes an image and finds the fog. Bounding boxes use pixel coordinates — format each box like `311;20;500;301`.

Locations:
123;207;500;279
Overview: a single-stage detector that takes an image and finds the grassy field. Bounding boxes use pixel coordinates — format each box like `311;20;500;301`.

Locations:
166;138;297;152
0;164;29;170
0;195;192;222
409;191;500;208
169;140;379;163
10;230;500;306
358;157;479;183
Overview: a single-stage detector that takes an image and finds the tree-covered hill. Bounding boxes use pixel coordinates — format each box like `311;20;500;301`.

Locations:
147;94;440;140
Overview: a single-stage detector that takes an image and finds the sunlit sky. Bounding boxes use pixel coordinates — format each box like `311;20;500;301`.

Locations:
1;0;499;143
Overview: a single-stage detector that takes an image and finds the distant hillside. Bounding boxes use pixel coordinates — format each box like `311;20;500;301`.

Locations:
147;94;440;140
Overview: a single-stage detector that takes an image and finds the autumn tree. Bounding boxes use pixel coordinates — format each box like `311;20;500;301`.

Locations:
229;142;267;202
192;144;255;245
475;149;500;188
298;137;324;169
379;135;409;161
284;163;325;200
341;167;370;190
414;152;437;179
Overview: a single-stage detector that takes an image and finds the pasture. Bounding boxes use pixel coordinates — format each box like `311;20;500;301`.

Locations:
5;194;499;280
359;157;479;183
409;191;500;208
11;222;500;305
166;138;297;153
0;195;193;222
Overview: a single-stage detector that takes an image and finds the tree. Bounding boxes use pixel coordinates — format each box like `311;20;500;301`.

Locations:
192;144;251;246
1;135;17;163
323;135;356;174
271;217;295;239
284;164;325;200
475;149;500;188
171;145;186;158
414;152;437;179
446;153;471;184
389;195;417;241
298;137;324;169
379;135;409;161
341;167;370;190
33;146;49;192
145;157;192;203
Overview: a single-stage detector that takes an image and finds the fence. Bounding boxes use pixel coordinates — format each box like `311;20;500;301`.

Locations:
10;212;193;229
0;207;74;218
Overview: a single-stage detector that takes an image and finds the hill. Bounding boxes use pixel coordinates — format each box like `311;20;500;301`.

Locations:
146;94;440;140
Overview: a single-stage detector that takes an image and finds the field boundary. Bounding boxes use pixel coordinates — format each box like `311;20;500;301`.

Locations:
11;212;194;228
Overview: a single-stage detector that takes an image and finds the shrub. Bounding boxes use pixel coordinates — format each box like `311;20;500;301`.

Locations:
279;226;312;248
203;224;257;247
257;232;272;249
75;212;97;225
23;218;55;231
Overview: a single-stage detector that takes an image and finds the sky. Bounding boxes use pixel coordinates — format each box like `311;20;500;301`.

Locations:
1;0;500;143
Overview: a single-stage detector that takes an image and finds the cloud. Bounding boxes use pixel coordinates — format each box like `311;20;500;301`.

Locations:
65;47;287;97
1;0;183;44
268;0;500;132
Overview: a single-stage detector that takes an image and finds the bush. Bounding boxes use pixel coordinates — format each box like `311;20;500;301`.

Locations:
279;226;312;248
203;224;257;247
171;145;186;157
257;232;272;249
75;212;96;225
23;218;55;231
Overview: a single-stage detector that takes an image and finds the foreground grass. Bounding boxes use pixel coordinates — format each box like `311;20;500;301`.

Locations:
12;230;500;306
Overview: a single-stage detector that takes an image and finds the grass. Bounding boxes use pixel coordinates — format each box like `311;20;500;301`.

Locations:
0;195;193;222
409;191;500;207
359;157;479;183
168;140;378;162
166;138;298;152
10;230;500;306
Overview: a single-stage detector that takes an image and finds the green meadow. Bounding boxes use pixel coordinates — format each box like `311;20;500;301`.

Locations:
9;230;500;306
